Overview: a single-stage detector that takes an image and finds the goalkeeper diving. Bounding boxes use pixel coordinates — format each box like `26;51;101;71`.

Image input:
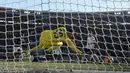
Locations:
24;27;83;56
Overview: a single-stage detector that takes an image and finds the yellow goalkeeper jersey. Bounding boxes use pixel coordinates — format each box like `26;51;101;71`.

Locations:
29;27;83;55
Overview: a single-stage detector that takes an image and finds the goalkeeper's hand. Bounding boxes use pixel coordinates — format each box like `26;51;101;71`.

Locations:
23;52;30;57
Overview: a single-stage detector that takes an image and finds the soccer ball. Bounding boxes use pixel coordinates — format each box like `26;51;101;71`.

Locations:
104;56;114;63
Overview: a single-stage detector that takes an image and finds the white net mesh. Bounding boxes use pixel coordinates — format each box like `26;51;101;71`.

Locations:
0;0;130;73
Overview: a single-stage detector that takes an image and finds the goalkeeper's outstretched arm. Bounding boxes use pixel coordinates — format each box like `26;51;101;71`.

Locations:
63;38;83;54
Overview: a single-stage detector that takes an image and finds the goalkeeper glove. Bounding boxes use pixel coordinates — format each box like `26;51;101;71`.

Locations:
23;52;30;57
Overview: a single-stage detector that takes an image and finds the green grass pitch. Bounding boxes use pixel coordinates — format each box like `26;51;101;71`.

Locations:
0;61;130;71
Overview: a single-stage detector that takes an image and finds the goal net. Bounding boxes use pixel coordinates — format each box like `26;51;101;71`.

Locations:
0;0;130;73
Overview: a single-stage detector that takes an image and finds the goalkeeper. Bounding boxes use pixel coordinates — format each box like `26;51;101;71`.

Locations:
25;27;83;56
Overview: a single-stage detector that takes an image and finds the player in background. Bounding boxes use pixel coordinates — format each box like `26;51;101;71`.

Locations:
24;27;83;56
86;31;96;50
85;30;100;62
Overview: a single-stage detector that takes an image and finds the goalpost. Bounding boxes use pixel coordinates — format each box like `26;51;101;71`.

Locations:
0;0;130;73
